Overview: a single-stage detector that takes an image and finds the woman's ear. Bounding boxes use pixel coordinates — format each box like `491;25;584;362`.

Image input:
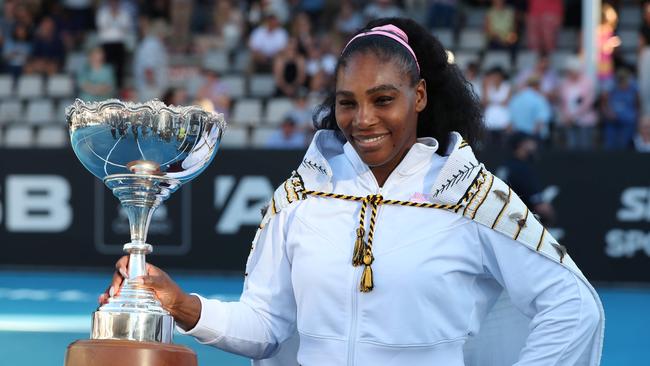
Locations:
415;79;427;112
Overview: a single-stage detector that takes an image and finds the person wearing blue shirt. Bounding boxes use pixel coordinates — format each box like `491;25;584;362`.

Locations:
508;76;552;141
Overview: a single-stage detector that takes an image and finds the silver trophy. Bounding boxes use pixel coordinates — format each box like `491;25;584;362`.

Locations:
67;99;226;344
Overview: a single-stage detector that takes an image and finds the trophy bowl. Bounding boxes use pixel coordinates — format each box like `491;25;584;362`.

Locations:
66;98;226;344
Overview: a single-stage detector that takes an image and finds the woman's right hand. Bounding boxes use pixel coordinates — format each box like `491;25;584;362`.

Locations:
98;255;202;331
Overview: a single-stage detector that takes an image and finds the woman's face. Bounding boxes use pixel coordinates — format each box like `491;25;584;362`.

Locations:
335;52;426;171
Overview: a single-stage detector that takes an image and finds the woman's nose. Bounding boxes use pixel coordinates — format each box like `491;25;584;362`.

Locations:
354;104;374;128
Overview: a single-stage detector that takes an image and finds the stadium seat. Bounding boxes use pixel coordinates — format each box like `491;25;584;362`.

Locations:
219;126;249;148
16;75;44;99
26;99;55;125
515;50;537;72
203;50;230;73
0;100;23;125
251;127;276;148
465;7;487;28
65;51;88;75
57;99;75;125
451;51;479;71
483;51;511;72
4;125;33;147
220;75;246;99
231;50;251;73
249;74;276;98
35;125;68;148
46;74;74;98
458;29;486;51
557;29;579;51
432;29;454;50
264;98;293;126
0;74;14;99
550;51;573;71
230;98;262;125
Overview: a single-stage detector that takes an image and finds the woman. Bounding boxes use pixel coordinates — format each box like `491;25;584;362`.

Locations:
77;47;116;102
482;66;512;147
101;18;603;365
273;37;307;98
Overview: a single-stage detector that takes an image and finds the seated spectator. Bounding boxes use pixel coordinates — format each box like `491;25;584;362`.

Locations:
248;12;288;73
485;0;517;55
427;0;458;29
514;53;558;98
363;0;403;22
2;23;31;79
273;38;306;98
290;12;315;55
556;57;598;150
196;68;231;117
634;115;650;152
0;1;17;53
265;116;307;149
508;76;552;141
26;17;65;75
482;66;512;147
133;20;169;102
195;0;244;53
335;1;364;40
77;47;116;102
305;39;336;87
602;68;639;150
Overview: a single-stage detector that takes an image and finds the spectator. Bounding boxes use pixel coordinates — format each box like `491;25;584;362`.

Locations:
335;1;364;40
96;0;133;88
248;12;289;73
62;0;95;42
482;66;512;147
290;12;314;56
638;2;650;115
514;53;559;98
265;116;307;149
556;57;598;150
634;114;650;152
210;0;244;52
305;39;336;82
133;20;169;102
500;132;555;226
196;68;231;117
602;68;639;150
464;61;482;100
297;0;326;29
597;3;620;93
485;0;517;55
26;17;65;75
273;38;307;98
363;0;403;22
0;1;17;49
2;23;31;79
427;0;457;29
77;47;116;102
508;76;552;141
526;0;563;54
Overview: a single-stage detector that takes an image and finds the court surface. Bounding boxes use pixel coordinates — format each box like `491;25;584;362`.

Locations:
0;270;647;365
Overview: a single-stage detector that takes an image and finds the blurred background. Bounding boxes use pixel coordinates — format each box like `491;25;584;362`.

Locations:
0;0;649;365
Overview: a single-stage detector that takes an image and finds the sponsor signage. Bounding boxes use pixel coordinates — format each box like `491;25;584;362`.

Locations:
1;148;648;282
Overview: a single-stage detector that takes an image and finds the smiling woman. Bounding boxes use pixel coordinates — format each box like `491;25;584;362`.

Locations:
101;17;604;366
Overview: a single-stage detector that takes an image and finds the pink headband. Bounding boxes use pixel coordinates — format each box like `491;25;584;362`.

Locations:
343;24;420;73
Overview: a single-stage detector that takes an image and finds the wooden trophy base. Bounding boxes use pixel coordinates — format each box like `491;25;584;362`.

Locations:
64;339;197;366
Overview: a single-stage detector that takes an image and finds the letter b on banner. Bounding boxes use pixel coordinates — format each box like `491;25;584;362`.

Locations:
5;175;72;232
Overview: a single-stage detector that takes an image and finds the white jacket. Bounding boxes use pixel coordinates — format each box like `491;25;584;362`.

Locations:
180;131;604;365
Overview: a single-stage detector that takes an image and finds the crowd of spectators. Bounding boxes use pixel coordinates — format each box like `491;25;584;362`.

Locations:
0;0;649;152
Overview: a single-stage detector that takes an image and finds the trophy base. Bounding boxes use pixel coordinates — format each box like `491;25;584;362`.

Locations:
92;311;174;343
64;339;197;366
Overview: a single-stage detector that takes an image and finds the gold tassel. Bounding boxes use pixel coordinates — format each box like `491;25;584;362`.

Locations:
360;264;374;292
352;227;365;266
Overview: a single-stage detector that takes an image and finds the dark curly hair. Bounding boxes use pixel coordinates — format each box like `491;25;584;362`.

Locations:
313;17;483;153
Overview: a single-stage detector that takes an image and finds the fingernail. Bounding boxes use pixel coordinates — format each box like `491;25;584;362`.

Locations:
109;286;115;297
119;268;128;278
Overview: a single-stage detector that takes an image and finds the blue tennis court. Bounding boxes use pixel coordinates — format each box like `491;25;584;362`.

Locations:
0;270;648;365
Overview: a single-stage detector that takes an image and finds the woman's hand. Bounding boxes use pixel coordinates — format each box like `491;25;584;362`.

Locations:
98;256;202;331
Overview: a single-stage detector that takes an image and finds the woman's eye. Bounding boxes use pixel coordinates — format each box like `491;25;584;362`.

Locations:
376;96;393;105
338;100;356;108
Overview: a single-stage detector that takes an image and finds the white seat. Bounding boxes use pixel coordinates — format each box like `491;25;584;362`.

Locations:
4;125;33;147
251;127;277;148
220;75;246;99
264;98;294;126
16;75;44;99
550;51;573;71
0;100;23;125
57;99;75;125
231;50;251;73
220;126;249;148
432;28;454;50
47;74;74;98
26;99;55;125
0;75;14;98
65;51;88;75
483;51;511;72
231;98;263;125
458;29;486;51
249;74;276;98
35;125;68;148
203;50;230;73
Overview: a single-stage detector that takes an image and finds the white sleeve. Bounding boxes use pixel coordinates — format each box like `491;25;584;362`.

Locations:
178;208;297;360
477;224;601;366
